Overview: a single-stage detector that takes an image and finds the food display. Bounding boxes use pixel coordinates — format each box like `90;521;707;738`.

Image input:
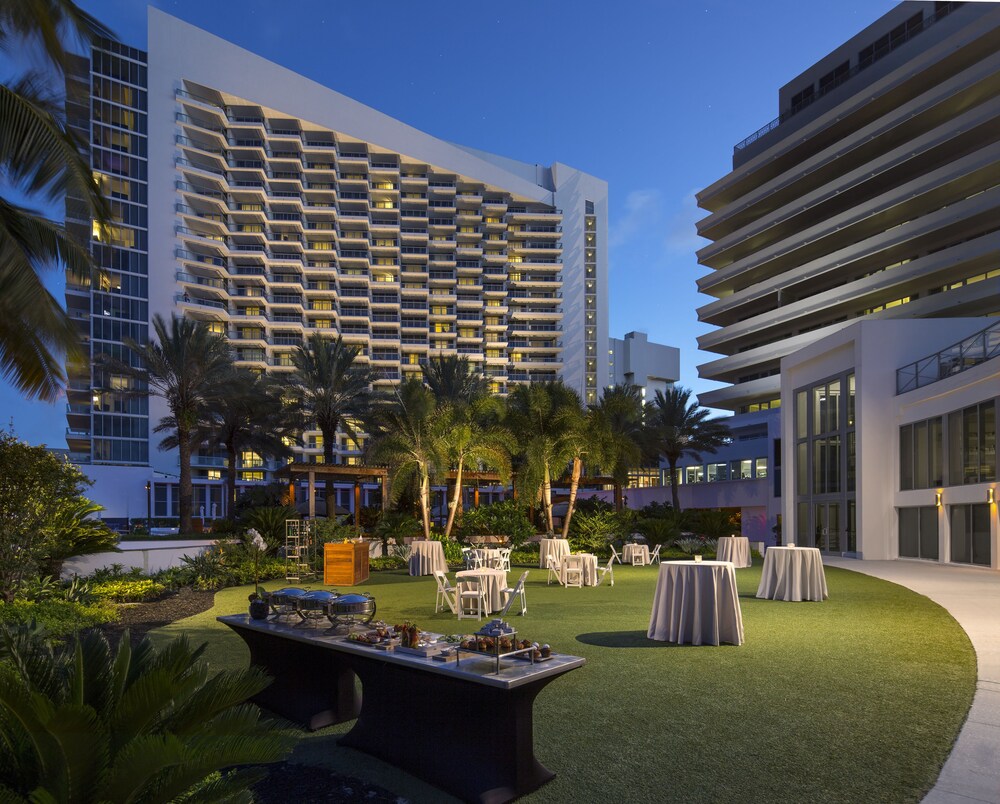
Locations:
346;623;398;650
454;619;554;673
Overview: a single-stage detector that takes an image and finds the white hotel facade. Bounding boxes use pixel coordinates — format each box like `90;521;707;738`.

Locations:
65;9;608;522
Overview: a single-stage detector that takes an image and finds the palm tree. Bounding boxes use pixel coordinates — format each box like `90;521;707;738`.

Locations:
365;378;445;538
0;624;294;802
648;386;731;511
547;386;589;539
0;1;113;400
589;384;649;514
439;399;515;540
104;315;234;533
506;382;579;535
422;355;488;406
189;370;299;519
288;334;376;509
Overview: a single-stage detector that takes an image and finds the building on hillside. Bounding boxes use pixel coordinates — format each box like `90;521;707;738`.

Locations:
678;0;1000;547
63;8;608;522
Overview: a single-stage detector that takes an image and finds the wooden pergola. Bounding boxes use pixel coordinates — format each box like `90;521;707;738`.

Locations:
275;463;389;528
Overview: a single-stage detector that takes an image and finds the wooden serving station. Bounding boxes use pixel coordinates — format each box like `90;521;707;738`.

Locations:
323;541;369;585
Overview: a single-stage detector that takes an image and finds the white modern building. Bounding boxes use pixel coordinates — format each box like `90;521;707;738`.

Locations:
608;331;679;401
64;9;608;522
673;0;1000;549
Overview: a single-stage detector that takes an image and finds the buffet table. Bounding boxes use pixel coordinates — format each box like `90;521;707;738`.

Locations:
408;540;448;576
560;553;598;586
647;561;744;646
716;535;752;568
539;538;571;568
623;543;650;566
756;546;828;602
456;567;507;612
219;614;584;803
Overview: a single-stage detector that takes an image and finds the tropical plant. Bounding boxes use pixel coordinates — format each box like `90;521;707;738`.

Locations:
365;378;445;539
372;509;422;556
103;315;235;533
190;369;299;519
37;496;119;580
589;383;650;514
0;623;295;801
0;598;117;638
288;333;377;505
692;508;740;540
438;400;515;540
90;577;164;603
506;382;580;535
648;386;731;511
0;1;113;400
421;354;489;406
457;499;534;548
675;536;718;557
242;505;299;552
567;507;628;556
0;432;106;601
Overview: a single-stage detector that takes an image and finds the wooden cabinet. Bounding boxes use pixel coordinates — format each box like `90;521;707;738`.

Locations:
324;542;370;586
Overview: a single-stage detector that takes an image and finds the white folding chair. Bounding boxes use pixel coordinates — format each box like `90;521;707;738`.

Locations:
596;556;615;587
649;544;662;565
500;570;529;616
458;578;487;620
631;546;647;567
563;556;584;588
433;570;457;614
497;547;512;572
546;555;562;586
610;544;623;565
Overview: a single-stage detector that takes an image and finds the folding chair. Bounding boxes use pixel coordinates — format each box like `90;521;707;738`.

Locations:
563;555;584;588
649;544;662;565
546;555;562;586
433;570;457;614
497;547;512;572
596;556;615;587
458;578;487;620
500;570;529;616
610;544;623;565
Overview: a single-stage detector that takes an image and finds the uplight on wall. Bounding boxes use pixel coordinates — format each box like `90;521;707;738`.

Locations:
935;492;943;508
989;488;996;505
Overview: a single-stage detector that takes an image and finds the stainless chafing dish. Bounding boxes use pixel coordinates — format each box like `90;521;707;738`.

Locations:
327;593;377;626
295;590;340;622
268;587;309;617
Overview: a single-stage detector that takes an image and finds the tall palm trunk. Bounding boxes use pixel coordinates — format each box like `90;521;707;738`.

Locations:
418;469;431;539
669;458;681;511
444;457;464;539
178;428;193;534
614;482;623;513
225;436;239;519
561;456;582;539
542;465;554;534
322;427;335;517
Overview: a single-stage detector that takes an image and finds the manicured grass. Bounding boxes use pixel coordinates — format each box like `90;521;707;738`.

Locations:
151;562;975;803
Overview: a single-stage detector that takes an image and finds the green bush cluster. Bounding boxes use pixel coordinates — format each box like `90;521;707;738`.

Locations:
0;599;118;638
155;544;286;591
370;555;407;571
457;499;533;547
90;578;166;603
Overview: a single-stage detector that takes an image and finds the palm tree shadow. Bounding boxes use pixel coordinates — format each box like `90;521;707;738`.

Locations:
576;630;686;648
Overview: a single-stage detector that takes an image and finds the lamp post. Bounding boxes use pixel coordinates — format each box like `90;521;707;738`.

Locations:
145;481;151;534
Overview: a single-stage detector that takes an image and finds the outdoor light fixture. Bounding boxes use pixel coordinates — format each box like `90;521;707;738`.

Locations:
935;492;943;507
989;488;995;505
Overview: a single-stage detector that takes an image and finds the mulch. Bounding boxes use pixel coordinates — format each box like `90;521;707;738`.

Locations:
99;587;216;648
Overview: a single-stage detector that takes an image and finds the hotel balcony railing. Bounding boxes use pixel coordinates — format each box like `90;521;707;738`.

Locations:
896;320;1000;394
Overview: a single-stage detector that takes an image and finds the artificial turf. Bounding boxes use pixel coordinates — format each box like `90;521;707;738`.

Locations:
151;561;976;803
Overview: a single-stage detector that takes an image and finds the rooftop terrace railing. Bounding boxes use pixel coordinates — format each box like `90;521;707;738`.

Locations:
896;320;1000;394
733;1;960;156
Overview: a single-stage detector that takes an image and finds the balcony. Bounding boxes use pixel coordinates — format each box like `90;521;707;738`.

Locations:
897;321;1000;394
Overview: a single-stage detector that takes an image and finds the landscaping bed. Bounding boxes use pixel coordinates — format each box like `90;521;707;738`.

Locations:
99;587;216;647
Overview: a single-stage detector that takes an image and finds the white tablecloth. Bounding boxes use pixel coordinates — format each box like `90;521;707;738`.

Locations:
559;553;598;586
467;548;501;568
756;546;828;602
648;561;744;646
408;540;448;576
716;536;752;569
456;568;508;612
624;543;650;566
539;538;571;568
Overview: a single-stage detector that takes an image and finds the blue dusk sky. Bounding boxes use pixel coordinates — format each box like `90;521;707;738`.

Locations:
1;0;897;446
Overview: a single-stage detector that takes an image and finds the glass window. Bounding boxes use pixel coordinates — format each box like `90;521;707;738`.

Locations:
796;442;808;496
847;374;856;427
899;506;938;560
914;420;929;489
796;391;807;439
755;458;768;478
951;504;991;566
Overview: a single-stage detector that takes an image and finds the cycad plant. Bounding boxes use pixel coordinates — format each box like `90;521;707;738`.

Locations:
0;1;113;400
0;624;294;803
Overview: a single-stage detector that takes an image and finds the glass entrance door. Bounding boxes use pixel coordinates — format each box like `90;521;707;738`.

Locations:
814;502;841;552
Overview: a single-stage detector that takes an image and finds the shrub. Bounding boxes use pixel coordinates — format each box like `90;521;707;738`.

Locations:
691;509;740;540
241;506;299;552
87;563;145;583
90;578;166;603
510;544;539;566
0;599;119;638
370;555;407;572
373;510;422;554
674;537;718;557
568;508;629;556
457;500;533;548
429;531;464;564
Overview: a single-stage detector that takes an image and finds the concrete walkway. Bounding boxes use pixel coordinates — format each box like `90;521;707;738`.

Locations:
825;558;1000;804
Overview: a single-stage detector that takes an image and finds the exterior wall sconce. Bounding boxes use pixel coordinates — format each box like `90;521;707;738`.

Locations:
989;488;996;505
935;492;943;507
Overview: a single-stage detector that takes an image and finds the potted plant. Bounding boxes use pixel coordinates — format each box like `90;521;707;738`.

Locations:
246;528;270;620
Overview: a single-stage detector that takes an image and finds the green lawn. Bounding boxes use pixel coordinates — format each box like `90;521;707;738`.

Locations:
151;562;975;803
